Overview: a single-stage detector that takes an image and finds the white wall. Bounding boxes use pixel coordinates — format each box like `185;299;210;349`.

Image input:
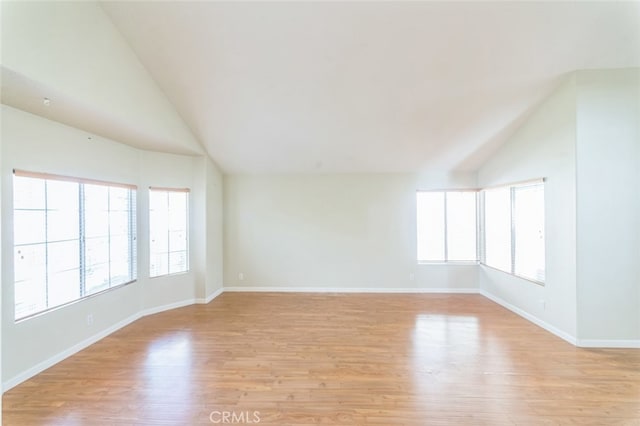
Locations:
192;155;225;301
0;0;226;392
477;76;578;341
206;159;225;296
0;107;3;422
0;1;203;156
224;172;478;292
575;69;640;343
0;105;223;389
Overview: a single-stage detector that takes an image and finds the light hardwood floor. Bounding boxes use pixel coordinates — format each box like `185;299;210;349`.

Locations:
3;293;640;425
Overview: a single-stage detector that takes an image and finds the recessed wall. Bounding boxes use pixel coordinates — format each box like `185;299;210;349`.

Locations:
223;172;479;292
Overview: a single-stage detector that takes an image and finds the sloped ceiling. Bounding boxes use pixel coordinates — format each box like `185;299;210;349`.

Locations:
1;1;205;156
101;1;640;174
6;2;639;174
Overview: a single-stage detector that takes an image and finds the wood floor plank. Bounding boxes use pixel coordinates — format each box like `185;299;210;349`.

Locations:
3;293;640;425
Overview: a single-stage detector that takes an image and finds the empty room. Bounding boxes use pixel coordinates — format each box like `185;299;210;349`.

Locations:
1;1;639;425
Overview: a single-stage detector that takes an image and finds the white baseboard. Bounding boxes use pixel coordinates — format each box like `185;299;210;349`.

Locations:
577;339;640;349
196;287;224;304
479;289;578;346
3;290;227;393
141;298;198;317
2;312;142;392
223;286;479;294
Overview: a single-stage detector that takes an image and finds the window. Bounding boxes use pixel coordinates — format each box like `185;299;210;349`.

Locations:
416;191;477;262
13;171;137;320
483;187;511;272
149;188;189;277
481;180;545;283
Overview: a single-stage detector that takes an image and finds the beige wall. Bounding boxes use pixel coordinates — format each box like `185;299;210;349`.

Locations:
224;173;479;291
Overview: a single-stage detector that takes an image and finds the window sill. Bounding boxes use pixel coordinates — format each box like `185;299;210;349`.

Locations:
479;263;545;286
15;279;137;323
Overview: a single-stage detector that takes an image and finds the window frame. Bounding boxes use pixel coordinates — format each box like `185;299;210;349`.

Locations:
12;169;138;322
416;189;479;264
480;178;546;285
148;186;190;278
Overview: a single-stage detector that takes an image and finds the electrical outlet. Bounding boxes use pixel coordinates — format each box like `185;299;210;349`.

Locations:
87;314;94;326
539;299;546;311
409;273;415;281
238;272;244;281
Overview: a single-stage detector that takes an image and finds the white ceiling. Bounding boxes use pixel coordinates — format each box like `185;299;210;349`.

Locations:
102;1;640;174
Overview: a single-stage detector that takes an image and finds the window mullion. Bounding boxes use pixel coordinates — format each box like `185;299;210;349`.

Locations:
107;188;112;288
477;192;482;263
129;190;135;281
44;180;50;310
79;184;86;297
167;193;171;274
443;192;449;262
510;187;516;275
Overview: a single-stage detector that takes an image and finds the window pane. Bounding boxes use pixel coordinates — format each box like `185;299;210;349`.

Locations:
85;263;110;295
109;187;129;211
48;240;80;274
109;211;129;236
85;185;109;238
416;192;445;261
14;176;45;210
150;252;169;277
86;236;109;267
46;180;79;211
13;210;46;245
169;230;187;252
85;211;109;238
47;210;80;242
150;189;189;277
84;184;109;211
149;190;167;211
150;210;169;254
14;244;47;319
514;184;545;282
169;251;188;274
48;268;80;307
110;235;131;285
47;240;81;308
447;192;477;261
169;192;187;231
484;188;511;272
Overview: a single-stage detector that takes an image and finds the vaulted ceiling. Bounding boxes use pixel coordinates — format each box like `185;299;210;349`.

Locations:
5;2;640;174
100;1;640;174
